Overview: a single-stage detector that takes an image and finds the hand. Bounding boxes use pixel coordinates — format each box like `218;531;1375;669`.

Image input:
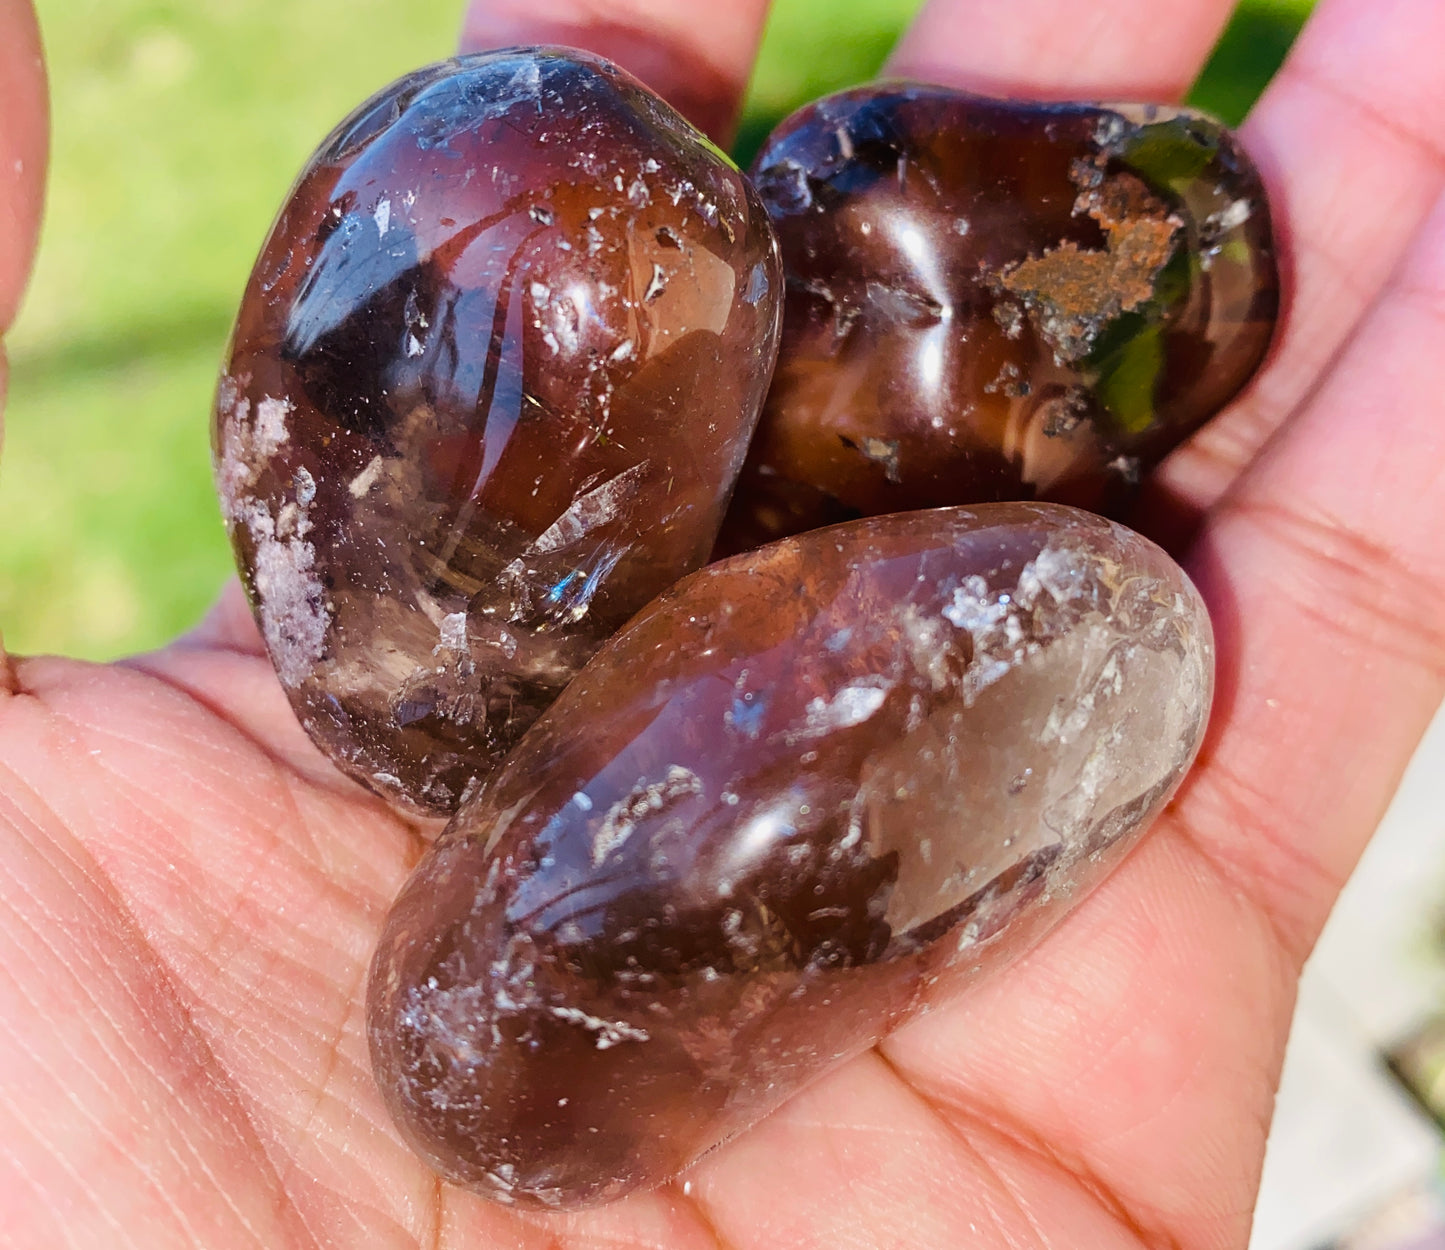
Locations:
3;0;1442;1244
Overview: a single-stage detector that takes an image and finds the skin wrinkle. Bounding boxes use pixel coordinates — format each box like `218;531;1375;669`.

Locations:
871;1047;1156;1250
0;1129;70;1250
695;1054;1073;1250
127;648;444;857
1149;0;1445;519
76;815;381;1152
119;652;432;866
877;830;1294;1248
878;868;1279;1249
0;1084;140;1250
18;668;435;1247
0;769;203;1095
275;959;375;1193
1170;755;1351;964
0;1026;204;1248
31;697;422;1246
0;780;299;1249
1284;49;1445;173
429;1176;444;1250
1225;497;1445;681
0;702;334;1248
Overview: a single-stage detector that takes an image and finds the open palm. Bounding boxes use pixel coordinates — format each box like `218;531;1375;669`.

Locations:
4;0;1445;1244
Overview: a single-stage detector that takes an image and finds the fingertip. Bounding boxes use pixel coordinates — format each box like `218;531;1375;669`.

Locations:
179;578;266;658
887;0;1234;103
457;0;771;145
0;0;48;335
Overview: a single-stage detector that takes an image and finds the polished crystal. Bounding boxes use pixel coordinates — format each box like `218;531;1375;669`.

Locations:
720;86;1278;552
368;502;1214;1208
215;49;782;812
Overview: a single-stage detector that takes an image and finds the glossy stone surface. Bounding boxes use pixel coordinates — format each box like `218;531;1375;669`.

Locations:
368;503;1213;1208
215;49;782;812
720;85;1278;552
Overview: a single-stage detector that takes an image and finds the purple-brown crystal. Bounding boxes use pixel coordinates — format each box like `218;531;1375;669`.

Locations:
368;502;1213;1208
720;86;1278;552
214;49;782;812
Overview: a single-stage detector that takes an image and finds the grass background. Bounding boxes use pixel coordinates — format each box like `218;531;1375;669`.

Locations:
0;0;1313;660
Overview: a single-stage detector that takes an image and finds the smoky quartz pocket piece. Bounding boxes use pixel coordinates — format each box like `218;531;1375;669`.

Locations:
215;49;782;812
721;85;1278;552
368;502;1214;1208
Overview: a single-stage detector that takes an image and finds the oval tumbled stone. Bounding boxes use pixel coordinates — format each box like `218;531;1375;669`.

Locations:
720;85;1278;552
367;502;1213;1208
214;48;782;812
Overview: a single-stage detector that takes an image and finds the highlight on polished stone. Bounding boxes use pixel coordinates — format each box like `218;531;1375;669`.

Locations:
368;502;1214;1208
720;85;1279;552
214;48;782;813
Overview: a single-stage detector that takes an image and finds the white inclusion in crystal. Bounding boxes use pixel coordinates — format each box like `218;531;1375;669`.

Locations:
293;466;317;506
590;766;702;867
1016;543;1088;607
944;576;1019;635
242;500;327;687
253;396;292;461
943;574;1035;703
438;611;468;653
528;462;649;555
789;679;890;741
547;1005;650;1049
1210;199;1253;232
348;454;385;498
942;543;1098;707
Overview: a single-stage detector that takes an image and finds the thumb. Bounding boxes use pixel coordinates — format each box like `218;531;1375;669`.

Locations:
0;0;47;680
0;0;47;338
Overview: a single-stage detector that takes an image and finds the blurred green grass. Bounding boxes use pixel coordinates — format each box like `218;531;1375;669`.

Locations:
0;0;1312;660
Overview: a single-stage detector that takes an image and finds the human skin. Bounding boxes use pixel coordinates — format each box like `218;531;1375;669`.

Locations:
2;0;1444;1245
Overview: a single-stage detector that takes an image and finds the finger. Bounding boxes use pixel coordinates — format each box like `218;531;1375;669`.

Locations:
458;0;773;145
0;0;46;337
174;578;265;658
1146;0;1445;522
875;826;1289;1250
879;184;1445;1250
887;0;1234;100
690;1050;1152;1249
0;0;47;689
1177;184;1445;957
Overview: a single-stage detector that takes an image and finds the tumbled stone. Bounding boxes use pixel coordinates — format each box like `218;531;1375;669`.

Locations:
719;85;1278;552
368;502;1213;1208
215;49;782;812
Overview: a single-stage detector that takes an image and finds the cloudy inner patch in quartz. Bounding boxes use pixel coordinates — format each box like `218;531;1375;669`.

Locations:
214;379;329;688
